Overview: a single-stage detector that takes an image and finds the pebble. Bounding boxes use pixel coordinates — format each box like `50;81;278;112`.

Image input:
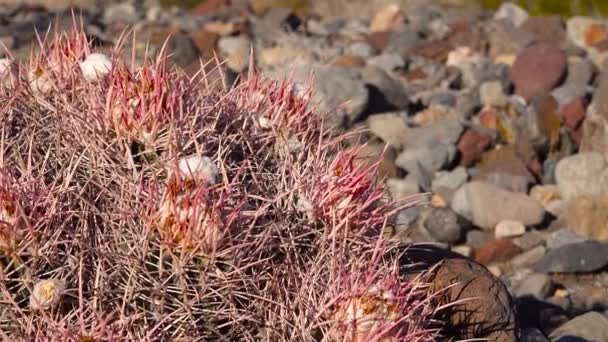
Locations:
555;152;608;200
535;240;608;273
493;2;529;27
512;272;552;300
421;207;464;244
511;245;546;268
511;42;567;101
480;81;507;107
495;220;526;239
550;312;608;342
546;228;589;250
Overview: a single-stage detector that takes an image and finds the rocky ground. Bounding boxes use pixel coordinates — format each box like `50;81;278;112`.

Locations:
3;0;608;340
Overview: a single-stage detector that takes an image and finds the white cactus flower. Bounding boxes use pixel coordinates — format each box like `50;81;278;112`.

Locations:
29;278;66;310
0;58;15;89
177;155;219;186
80;53;112;82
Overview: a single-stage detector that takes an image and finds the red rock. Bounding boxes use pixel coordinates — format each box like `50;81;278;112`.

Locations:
512;42;567;101
458;129;492;167
475;108;499;130
474;238;522;265
329;55;366;67
192;0;230;16
561;96;587;145
367;31;391;51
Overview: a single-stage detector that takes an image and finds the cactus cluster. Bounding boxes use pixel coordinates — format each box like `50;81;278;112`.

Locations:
0;20;439;340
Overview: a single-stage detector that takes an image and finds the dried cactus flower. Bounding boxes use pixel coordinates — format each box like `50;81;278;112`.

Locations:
80;53;112;82
29;279;66;310
28;65;54;95
176;155;219;186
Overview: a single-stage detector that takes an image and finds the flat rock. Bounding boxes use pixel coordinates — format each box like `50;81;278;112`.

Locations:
534;240;608;273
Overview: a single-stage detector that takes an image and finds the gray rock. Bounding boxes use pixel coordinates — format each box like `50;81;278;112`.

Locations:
535;241;608;273
480;81;507;107
466;230;491;249
432;167;469;193
546;229;589;250
387;177;420;201
394;206;421;234
367;53;405;73
396;140;455;173
494;2;529;27
551;84;589;110
511;245;547;268
103;2;139;25
402;118;464;148
521;328;549;342
346;42;376;58
453;181;545;230
513;231;546;251
555;152;608;200
483;172;531;193
166;33;199;67
265;65;368;128
384;27;421;54
550;312;608;342
403;163;433;192
512;272;552;300
564;56;593;87
421;207;464;244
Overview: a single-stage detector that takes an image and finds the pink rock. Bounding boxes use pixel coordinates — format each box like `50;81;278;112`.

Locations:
561;96;587;145
458;129;492;167
512;42;567;101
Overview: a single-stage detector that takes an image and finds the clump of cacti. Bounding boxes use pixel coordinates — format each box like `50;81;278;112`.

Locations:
0;20;440;340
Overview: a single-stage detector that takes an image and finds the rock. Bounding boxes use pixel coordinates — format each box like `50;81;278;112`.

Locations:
555;152;608;200
486;20;535;59
399;246;518;341
520;15;565;45
529;185;561;207
421;207;464;244
546;228;590;250
367;53;405;73
474;146;537;193
166;33;199;67
402;118;464;148
535;240;608;273
451;184;472;221
345;42;375;58
566;17;608;63
103;2;139;25
259;45;314;67
495;220;526;239
396;140;455;174
432;167;468;193
454;181;545;230
581;99;608;155
360;66;410;110
558;196;608;242
403;162;433;192
550;312;608;342
264;65;368;127
521;327;549;342
512;272;552;300
393;206;421;235
474;238;522;265
466;230;491;250
369;4;404;33
564;56;593;87
458;129;492;167
411;105;460;126
351;143;398;179
387;177;420;201
480;81;507;108
511;245;547;268
512;42;567;101
561;96;587;145
493;2;529;27
366;113;408;147
217;35;252;72
451;245;472;258
513;230;546;251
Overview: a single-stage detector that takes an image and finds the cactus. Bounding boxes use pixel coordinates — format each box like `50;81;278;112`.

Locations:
0;20;439;340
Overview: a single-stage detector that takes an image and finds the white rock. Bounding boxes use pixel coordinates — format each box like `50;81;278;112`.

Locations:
555;152;608;200
495;220;526;238
494;2;529;27
80;53;112;82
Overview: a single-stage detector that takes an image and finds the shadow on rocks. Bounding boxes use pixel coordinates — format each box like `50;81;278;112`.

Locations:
389;243;519;341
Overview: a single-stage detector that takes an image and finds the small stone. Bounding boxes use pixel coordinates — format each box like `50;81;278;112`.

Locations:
558;195;608;242
511;245;546;268
512;272;552;300
421;207;464;244
495;220;526;239
480;81;507;108
396;140;455;174
370;4;405;33
550;312;608;342
454;181;545;230
432;167;468;193
329;55;366;67
367;53;405;73
457;129;492;167
487;265;502;277
521;15;565;45
512;42;567;101
535;240;608;273
217;35;252;72
513;231;545;251
451;245;472;257
393;206;421;234
387;177;420;201
474;238;522;265
546;228;589;250
360;66;410;110
466;230;491;249
103;2;139;25
494;2;529;27
259;45;314;67
555;152;608;200
561;96;587;145
345;42;375;58
367;113;408;147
